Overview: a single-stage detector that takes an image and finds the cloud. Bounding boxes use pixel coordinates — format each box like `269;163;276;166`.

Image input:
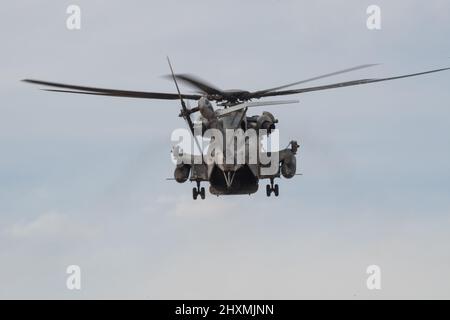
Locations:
4;211;98;240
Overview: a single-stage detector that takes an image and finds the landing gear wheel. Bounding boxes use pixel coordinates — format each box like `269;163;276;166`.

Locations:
192;181;204;200
192;187;198;200
200;187;205;200
266;178;279;197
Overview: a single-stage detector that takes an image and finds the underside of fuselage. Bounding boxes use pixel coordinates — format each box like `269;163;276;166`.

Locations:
209;165;259;195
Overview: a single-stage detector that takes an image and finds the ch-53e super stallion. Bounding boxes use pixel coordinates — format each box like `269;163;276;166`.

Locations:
23;59;449;199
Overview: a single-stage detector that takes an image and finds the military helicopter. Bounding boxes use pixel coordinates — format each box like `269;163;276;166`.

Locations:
23;59;449;199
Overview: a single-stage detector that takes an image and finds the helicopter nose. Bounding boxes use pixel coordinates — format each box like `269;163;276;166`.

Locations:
222;164;235;171
219;163;242;172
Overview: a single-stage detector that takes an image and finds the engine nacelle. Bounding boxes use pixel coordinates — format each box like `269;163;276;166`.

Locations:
257;111;277;132
174;164;191;183
281;152;296;179
198;97;216;121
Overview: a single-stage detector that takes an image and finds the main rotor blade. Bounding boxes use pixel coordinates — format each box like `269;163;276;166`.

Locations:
257;67;450;98
251;64;379;97
164;73;223;95
166;57;203;155
167;57;193;130
22;79;202;100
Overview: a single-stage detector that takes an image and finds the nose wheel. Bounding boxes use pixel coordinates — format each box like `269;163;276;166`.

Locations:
266;179;279;197
192;181;205;200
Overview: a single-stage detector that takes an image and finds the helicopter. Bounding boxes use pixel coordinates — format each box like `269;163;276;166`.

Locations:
23;59;449;199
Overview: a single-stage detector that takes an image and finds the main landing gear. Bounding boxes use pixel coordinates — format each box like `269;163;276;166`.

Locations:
266;178;279;197
192;181;205;200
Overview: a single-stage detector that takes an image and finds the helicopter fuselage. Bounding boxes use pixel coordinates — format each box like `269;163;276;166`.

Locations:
173;105;299;198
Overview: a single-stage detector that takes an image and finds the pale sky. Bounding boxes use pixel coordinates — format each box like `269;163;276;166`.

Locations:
0;0;449;299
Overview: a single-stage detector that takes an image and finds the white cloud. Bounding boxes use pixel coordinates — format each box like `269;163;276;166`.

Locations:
4;211;98;240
